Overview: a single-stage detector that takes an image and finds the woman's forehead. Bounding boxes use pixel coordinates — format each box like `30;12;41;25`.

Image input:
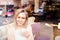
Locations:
18;12;27;17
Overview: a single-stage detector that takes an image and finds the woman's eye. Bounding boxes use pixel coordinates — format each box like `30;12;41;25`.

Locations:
18;17;20;18
22;17;26;19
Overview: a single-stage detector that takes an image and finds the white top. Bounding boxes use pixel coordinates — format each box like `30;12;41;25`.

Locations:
0;17;35;40
6;23;34;40
14;26;32;40
14;29;27;40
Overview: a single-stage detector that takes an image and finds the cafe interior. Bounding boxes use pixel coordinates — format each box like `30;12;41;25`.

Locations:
0;0;60;40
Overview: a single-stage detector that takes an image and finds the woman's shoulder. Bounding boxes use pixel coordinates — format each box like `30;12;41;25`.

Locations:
4;22;15;29
27;24;33;32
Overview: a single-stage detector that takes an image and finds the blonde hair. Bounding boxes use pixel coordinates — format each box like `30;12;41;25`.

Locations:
14;9;28;20
14;9;29;27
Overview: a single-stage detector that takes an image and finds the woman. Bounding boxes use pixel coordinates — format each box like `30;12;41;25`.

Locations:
6;9;34;40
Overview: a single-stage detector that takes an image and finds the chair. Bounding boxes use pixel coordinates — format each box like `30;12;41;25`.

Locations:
35;35;50;40
31;22;53;40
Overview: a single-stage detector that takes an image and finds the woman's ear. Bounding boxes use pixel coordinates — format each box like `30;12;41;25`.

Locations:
28;16;35;24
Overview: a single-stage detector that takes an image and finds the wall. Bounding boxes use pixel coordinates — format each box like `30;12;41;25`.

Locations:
0;0;14;5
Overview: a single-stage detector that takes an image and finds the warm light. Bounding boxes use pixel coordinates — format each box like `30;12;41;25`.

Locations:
45;23;51;27
58;23;60;29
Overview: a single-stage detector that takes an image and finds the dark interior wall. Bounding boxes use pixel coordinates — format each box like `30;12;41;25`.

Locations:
56;10;60;18
52;0;60;2
46;0;60;2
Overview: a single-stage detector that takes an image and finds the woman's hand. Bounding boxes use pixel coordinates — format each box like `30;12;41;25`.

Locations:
23;31;30;38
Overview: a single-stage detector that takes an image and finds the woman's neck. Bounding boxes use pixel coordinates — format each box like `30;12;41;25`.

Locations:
15;24;27;29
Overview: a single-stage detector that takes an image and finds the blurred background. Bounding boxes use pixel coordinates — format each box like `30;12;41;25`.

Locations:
0;0;60;40
0;0;60;22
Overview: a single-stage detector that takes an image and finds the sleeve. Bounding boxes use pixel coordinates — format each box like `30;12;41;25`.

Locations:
4;23;15;40
27;25;34;40
6;24;15;40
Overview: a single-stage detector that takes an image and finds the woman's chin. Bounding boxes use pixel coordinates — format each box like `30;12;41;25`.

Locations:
18;24;23;26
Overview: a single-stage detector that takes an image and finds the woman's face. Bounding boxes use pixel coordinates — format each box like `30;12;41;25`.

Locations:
16;12;27;26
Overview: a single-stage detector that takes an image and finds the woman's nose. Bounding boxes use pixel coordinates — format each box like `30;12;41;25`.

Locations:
19;18;23;21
